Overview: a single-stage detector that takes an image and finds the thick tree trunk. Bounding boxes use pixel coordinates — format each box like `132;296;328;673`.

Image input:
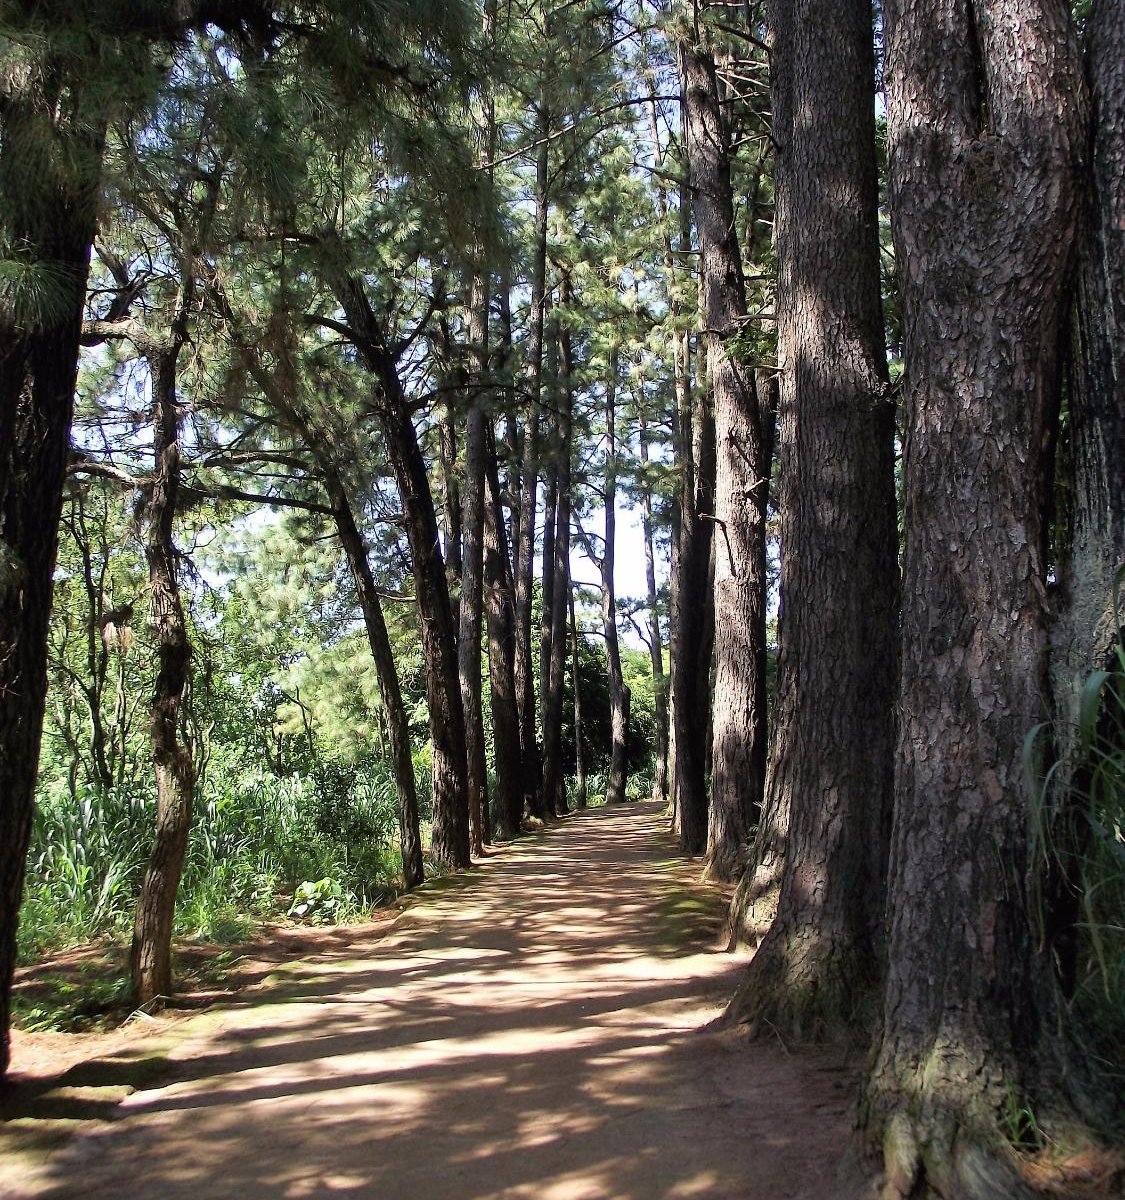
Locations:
379;397;469;870
670;363;715;853
327;475;424;889
328;271;469;871
131;346;195;1005
724;0;898;1038
0;96;102;1071
483;427;524;840
865;0;1084;1189
678;25;771;882
669;38;720;855
1054;0;1125;731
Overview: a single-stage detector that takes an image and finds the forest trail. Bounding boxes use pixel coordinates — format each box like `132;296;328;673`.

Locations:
2;802;858;1200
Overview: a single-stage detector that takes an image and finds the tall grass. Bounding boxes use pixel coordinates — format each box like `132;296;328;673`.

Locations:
1026;618;1125;1090
18;756;422;963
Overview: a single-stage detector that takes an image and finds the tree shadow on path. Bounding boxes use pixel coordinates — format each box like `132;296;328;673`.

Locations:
6;802;859;1200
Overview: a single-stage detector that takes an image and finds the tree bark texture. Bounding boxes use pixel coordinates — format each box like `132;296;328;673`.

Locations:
866;0;1084;1189
131;346;195;1005
726;0;900;1041
0;80;102;1073
678;25;771;882
1054;0;1125;733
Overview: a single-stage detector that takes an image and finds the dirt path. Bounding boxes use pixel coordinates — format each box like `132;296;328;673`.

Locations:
1;802;860;1200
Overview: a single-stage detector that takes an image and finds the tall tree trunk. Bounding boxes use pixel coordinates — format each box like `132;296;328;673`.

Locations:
131;344;194;1005
1055;0;1125;734
0;84;103;1079
864;0;1084;1188
484;427;523;839
460;278;490;855
568;587;588;809
677;20;771;882
669;36;718;854
636;406;669;806
326;474;424;890
458;0;499;854
328;270;470;871
541;296;573;819
437;408;463;598
725;0;899;1039
513;127;551;824
670;386;715;853
601;356;629;805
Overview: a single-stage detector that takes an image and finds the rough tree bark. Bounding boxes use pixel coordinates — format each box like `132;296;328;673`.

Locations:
864;0;1085;1189
670;24;721;855
1054;0;1125;732
678;17;772;882
725;0;899;1041
0;59;104;1080
131;341;195;1005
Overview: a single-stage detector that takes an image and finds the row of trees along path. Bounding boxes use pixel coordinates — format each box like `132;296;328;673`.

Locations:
1;803;858;1200
0;1;1121;1198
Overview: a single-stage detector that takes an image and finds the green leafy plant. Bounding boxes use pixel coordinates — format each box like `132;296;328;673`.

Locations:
288;877;347;924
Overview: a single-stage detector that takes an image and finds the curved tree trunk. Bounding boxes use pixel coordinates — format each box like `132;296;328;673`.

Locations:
131;345;194;1005
328;270;469;871
864;0;1084;1189
725;0;899;1040
326;474;424;890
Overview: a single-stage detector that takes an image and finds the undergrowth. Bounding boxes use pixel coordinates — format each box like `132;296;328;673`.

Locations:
18;757;423;964
1026;596;1125;1113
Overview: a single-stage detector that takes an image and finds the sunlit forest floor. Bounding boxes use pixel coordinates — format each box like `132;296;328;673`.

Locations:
1;803;862;1199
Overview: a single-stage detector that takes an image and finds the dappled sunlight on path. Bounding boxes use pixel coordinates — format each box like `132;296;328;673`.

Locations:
5;803;857;1200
